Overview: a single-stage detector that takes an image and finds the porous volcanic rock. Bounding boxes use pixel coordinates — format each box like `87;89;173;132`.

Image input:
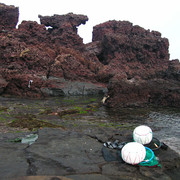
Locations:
38;13;88;50
0;3;19;31
0;75;8;94
93;20;170;77
92;20;180;107
0;3;180;107
0;4;105;97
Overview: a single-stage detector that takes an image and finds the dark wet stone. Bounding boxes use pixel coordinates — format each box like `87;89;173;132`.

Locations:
0;135;28;177
66;174;111;180
0;127;179;179
27;128;105;174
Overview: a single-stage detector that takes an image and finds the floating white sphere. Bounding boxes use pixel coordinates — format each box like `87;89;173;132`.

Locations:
121;142;146;165
133;125;153;145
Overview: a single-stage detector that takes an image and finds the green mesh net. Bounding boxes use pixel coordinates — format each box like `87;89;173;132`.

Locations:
139;147;161;167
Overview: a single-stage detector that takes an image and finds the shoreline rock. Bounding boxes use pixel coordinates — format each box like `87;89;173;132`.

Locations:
0;128;179;179
0;3;180;108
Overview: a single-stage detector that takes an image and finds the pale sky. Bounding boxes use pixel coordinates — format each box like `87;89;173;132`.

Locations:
1;0;180;60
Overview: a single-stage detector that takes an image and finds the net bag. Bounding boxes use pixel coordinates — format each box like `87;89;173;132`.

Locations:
139;147;161;167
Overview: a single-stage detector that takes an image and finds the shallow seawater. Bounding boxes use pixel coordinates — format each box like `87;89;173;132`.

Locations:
107;106;180;154
145;109;180;154
106;106;180;154
0;96;179;154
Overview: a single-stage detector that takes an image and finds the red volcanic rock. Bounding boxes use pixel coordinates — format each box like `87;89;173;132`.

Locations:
49;47;96;81
93;20;169;66
38;13;88;50
166;59;180;81
4;74;45;98
0;3;19;31
0;4;105;97
17;21;49;45
0;3;179;107
93;20;180;107
93;21;171;86
39;13;88;33
93;20;133;42
106;77;180;108
0;75;8;94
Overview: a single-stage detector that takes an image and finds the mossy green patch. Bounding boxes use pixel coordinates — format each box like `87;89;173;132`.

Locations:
97;122;136;129
62;99;75;104
0;106;8;113
8;114;63;131
57;105;97;117
0;116;7;121
9;138;22;143
73;106;88;114
0;113;12;122
39;108;53;115
58;109;79;117
81;98;97;103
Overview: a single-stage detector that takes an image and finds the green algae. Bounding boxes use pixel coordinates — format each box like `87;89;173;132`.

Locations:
39;108;53;115
8;114;64;130
58;109;79;117
62;99;75;104
72;106;88;114
9;137;22;143
0;116;8;122
57;104;98;118
2;95;174;134
0;106;8;112
97;121;136;129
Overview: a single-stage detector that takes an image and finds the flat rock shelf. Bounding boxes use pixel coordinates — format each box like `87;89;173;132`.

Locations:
0;96;179;180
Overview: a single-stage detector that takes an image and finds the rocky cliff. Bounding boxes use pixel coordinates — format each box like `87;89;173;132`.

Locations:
92;20;180;107
0;3;180;108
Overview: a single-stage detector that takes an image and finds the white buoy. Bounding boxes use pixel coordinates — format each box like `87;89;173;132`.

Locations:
133;125;153;145
121;142;146;165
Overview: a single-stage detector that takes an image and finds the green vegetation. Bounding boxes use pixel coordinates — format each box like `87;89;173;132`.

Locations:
97;122;136;129
72;106;88;114
39;108;53;115
0;106;8;113
81;98;97;103
0;116;8;121
8;114;64;131
0;96;141;133
62;99;75;104
9;138;22;143
57;104;98;117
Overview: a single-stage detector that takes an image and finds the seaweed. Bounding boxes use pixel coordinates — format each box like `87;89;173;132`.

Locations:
8;114;64;130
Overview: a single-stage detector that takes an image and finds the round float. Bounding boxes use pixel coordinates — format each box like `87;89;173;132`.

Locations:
121;142;146;165
133;125;153;145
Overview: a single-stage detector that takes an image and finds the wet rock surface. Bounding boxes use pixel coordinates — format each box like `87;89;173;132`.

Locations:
0;127;180;180
0;96;179;180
